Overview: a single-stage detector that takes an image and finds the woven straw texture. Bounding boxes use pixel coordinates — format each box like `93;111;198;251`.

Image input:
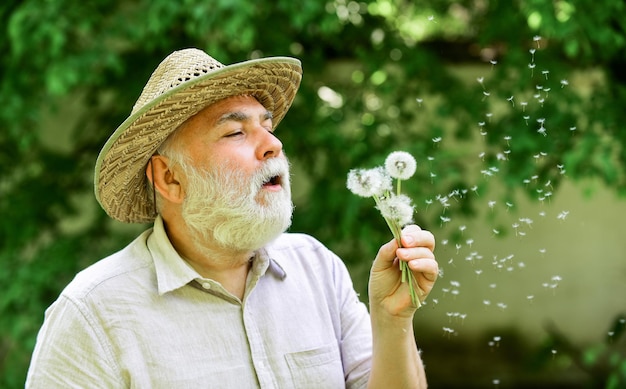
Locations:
94;49;302;223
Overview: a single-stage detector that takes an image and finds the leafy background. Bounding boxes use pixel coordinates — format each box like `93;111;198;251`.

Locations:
1;0;625;387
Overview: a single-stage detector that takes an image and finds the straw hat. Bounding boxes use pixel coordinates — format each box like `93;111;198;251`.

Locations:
94;48;302;223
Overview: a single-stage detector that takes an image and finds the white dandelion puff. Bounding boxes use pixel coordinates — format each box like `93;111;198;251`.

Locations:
346;167;392;198
384;151;417;180
376;194;414;227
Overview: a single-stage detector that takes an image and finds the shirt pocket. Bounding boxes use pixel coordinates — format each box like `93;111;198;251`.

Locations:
285;344;345;389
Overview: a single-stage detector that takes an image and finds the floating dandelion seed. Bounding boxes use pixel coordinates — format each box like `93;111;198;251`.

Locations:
442;327;455;338
477;77;485;85
428;15;436;23
542;70;550;79
507;95;515;106
557;211;570;220
529;48;536;61
537;125;547;137
416;98;423;106
560;79;569;88
432;136;442;143
520;101;528;112
534;35;542;48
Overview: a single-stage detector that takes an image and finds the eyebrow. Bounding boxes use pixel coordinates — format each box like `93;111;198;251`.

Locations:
216;110;273;125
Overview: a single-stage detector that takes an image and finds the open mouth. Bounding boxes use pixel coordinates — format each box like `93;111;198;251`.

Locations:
263;175;282;188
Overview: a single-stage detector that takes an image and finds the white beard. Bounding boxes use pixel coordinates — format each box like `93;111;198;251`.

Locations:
180;156;293;252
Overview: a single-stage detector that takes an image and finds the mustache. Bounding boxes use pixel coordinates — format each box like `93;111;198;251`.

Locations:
251;157;290;189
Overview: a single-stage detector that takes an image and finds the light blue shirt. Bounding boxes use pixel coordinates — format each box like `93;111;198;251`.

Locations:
26;216;372;388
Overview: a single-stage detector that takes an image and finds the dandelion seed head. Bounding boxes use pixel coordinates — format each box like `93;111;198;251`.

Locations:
384;151;417;180
377;194;414;227
346;167;392;197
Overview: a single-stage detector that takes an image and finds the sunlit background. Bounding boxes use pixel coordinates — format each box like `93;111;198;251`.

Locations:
2;1;625;387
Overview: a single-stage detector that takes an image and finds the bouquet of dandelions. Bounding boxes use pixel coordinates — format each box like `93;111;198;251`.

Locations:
347;151;422;308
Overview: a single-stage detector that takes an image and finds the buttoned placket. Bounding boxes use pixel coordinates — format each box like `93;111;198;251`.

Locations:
241;257;279;389
192;255;281;388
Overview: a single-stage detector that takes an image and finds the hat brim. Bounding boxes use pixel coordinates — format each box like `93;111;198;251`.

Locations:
94;57;302;223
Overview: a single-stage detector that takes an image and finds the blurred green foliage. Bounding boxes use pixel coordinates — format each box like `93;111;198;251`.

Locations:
1;0;625;387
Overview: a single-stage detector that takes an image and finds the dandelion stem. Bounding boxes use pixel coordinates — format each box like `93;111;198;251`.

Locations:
373;192;421;308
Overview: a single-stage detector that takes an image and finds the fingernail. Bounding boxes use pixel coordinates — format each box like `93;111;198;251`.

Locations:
404;235;414;245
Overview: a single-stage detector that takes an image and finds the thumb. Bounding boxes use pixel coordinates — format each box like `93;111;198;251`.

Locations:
372;237;399;272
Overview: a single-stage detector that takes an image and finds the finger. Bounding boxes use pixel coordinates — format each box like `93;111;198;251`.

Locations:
408;258;439;282
372;238;399;271
400;226;435;251
396;247;435;262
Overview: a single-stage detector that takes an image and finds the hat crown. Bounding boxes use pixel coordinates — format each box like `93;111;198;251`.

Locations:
132;49;225;114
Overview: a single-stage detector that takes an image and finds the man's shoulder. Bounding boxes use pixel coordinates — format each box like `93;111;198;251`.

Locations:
265;232;346;274
62;229;155;300
267;232;328;253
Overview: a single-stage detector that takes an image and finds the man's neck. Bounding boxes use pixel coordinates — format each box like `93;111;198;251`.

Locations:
164;217;255;300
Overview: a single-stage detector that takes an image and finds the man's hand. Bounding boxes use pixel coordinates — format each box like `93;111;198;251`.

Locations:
368;224;438;318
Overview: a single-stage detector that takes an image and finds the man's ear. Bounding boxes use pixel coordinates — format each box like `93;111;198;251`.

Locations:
146;156;184;204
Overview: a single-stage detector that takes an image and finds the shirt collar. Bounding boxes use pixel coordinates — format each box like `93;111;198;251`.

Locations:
148;215;199;295
147;215;287;295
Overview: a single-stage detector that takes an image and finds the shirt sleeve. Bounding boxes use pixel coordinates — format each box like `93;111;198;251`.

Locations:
26;295;123;388
331;253;373;389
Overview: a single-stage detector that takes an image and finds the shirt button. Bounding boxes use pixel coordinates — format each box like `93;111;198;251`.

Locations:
201;282;212;290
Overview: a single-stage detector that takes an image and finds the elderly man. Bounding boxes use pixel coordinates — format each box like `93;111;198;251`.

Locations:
27;48;438;388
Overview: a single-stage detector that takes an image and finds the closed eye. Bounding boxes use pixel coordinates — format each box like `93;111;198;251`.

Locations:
224;131;243;138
